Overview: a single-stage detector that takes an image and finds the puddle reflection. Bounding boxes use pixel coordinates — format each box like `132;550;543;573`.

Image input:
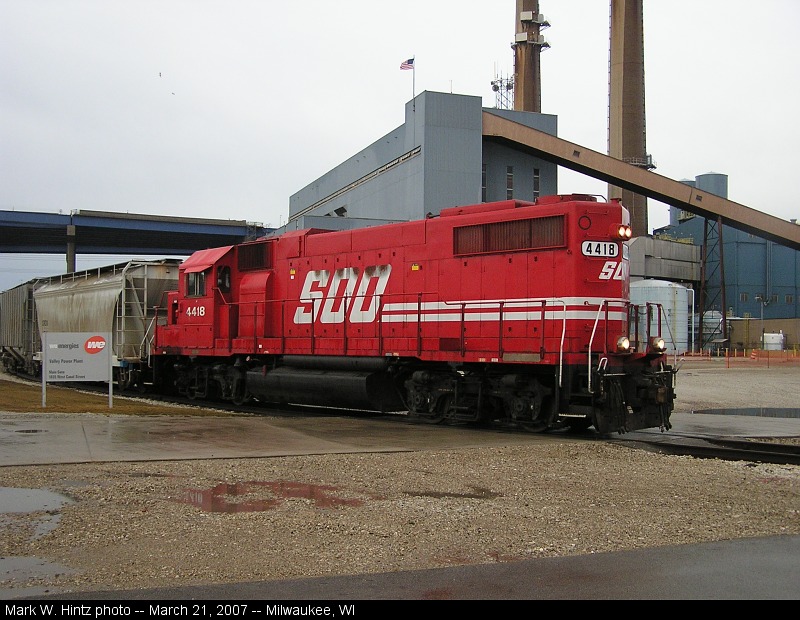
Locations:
0;487;74;542
180;481;366;513
0;487;73;514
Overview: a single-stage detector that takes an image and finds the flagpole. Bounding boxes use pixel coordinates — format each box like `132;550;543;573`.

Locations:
412;56;416;143
412;55;416;101
400;56;416;142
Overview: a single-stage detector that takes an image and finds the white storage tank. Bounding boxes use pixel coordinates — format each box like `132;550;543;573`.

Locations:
763;332;785;351
691;310;727;352
630;280;691;354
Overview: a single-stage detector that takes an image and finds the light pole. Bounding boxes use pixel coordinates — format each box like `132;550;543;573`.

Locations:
755;295;768;349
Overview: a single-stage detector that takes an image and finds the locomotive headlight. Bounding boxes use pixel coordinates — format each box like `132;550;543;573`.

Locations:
650;337;666;352
609;224;633;240
616;336;631;352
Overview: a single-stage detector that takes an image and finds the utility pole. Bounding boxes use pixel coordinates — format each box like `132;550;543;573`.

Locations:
755;295;769;349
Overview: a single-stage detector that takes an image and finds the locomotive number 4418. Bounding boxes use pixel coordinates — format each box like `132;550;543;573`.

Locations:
581;241;618;257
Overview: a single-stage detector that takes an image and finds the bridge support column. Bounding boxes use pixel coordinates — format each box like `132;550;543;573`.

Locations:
66;224;76;273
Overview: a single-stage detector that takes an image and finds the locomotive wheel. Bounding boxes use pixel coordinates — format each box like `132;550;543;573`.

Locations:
231;381;249;406
520;421;548;433
419;410;446;424
419;395;449;424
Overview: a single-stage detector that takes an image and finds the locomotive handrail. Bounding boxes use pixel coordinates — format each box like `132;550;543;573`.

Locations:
377;294;384;355
551;299;567;388
629;301;667;352
439;299;503;358
417;292;423;356
311;296;317;353
587;300;610;395
216;284;235;354
232;291;571;367
649;302;664;341
279;298;286;352
266;286;269;345
435;298;566;377
343;291;348;355
498;300;505;358
460;302;466;356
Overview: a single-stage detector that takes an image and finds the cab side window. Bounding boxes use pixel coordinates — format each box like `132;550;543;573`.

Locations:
187;270;207;297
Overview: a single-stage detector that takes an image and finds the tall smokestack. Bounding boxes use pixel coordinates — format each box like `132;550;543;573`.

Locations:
513;0;549;112
608;0;653;237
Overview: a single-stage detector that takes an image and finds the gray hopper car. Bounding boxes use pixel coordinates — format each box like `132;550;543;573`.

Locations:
0;279;42;376
1;259;181;388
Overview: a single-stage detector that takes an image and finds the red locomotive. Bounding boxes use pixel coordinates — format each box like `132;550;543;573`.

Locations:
152;194;676;434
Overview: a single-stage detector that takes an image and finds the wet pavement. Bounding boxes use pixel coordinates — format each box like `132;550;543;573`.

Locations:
0;410;554;466
2;409;799;467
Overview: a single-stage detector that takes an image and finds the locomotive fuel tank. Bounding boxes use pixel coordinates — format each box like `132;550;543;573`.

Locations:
245;356;405;412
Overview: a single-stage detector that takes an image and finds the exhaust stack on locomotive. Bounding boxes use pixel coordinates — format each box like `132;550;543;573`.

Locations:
152;194;677;434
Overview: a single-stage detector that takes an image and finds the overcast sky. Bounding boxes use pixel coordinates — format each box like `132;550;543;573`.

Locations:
2;0;799;291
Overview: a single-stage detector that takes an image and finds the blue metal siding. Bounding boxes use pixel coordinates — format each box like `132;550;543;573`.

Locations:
666;216;799;319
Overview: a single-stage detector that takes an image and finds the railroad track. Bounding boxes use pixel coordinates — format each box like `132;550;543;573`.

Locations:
612;431;800;466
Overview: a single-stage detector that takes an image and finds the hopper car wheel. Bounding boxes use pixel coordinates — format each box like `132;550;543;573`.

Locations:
129;370;147;394
117;371;133;392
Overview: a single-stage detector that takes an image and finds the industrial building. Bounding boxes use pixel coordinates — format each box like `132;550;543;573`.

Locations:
284;91;558;232
653;173;800;351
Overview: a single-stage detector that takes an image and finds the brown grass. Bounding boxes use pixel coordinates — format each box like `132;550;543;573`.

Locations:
0;378;234;416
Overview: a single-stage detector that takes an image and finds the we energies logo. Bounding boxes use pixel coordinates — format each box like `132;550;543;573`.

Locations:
84;335;107;354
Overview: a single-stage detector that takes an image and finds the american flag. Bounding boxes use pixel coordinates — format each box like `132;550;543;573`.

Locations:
400;58;414;70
